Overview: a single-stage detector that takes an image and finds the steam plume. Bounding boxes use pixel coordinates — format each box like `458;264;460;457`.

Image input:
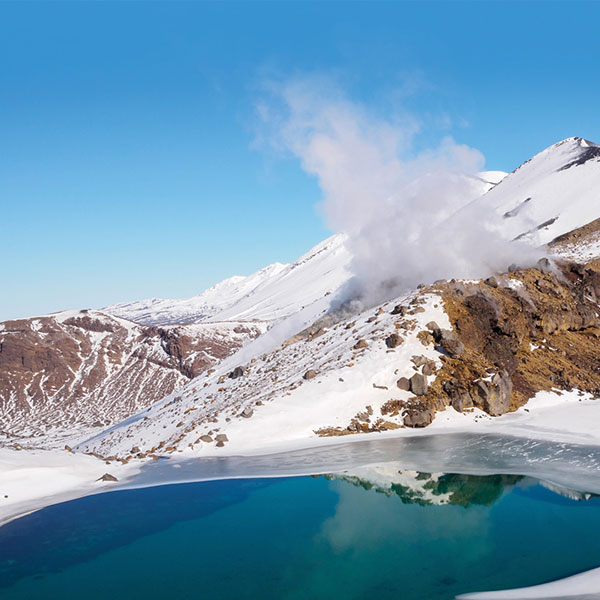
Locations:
256;77;539;306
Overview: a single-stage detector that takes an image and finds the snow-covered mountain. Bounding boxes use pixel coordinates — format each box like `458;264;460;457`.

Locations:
106;262;289;326
466;137;600;245
0;310;266;445
77;137;600;459
5;138;600;456
104;139;600;333
103;170;504;330
106;234;351;326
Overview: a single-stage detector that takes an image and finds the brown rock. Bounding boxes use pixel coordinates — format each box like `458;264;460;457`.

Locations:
97;473;118;482
303;369;318;380
353;339;369;350
433;328;465;358
391;304;407;316
409;373;428;396
422;361;436;376
396;377;410;391
385;333;403;348
475;371;512;416
403;401;435;428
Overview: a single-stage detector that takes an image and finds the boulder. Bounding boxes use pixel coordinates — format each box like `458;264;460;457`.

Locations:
97;473;118;482
353;339;369;350
215;434;229;442
385;333;403;348
411;355;428;368
240;407;253;419
403;401;435;428
396;377;410;391
443;381;474;413
409;373;428;396
475;371;512;416
228;366;245;379
391;304;407;316
200;435;213;443
303;369;318;380
421;361;436;376
433;328;465;358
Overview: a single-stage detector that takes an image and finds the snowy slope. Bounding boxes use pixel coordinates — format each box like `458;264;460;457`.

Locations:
105;235;351;326
467;137;600;245
79;292;453;457
106;262;288;326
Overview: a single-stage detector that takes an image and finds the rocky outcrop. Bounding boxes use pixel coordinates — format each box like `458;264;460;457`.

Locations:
402;399;435;428
402;259;600;427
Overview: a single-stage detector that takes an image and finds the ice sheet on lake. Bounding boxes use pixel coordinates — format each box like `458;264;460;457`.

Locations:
120;432;600;496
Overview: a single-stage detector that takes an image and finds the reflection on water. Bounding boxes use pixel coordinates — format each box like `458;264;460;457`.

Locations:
331;470;523;506
330;466;596;507
1;469;600;600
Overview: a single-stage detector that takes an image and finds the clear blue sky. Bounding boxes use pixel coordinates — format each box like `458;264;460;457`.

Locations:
2;1;600;320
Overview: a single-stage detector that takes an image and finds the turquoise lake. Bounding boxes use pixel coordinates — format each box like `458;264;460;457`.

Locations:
1;471;600;599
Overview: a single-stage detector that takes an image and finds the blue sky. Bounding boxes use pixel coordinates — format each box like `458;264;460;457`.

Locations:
2;1;600;320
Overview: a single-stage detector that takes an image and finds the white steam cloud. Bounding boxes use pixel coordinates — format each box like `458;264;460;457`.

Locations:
256;77;539;306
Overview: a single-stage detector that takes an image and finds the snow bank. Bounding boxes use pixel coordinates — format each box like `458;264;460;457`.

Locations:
457;566;600;599
0;449;140;525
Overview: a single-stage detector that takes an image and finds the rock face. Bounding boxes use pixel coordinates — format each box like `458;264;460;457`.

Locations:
0;310;264;442
420;258;600;422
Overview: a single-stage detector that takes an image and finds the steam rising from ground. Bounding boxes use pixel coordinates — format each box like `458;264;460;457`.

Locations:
257;78;539;306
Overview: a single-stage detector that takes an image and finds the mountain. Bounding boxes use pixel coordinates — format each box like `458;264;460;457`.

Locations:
0;310;266;445
76;137;600;459
4;138;600;456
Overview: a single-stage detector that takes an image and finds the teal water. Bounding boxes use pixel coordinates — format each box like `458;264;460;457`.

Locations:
1;472;600;599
